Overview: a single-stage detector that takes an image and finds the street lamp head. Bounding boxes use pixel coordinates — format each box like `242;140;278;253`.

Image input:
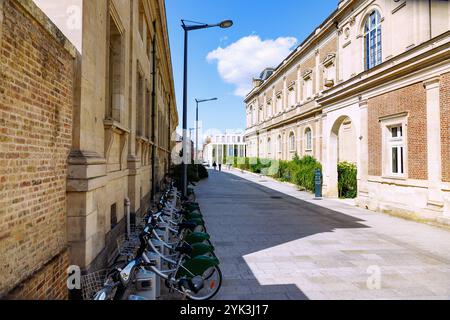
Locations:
196;97;218;103
219;20;233;29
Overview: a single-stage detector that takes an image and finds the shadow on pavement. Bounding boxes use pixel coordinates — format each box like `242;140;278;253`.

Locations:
195;169;369;300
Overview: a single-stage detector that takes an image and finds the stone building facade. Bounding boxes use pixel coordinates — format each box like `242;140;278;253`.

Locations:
0;0;178;299
67;0;178;273
245;0;450;223
203;132;247;166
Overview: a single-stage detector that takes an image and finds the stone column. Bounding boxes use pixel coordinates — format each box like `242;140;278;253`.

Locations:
297;66;302;104
357;99;369;205
315;48;320;94
263;94;267;121
272;87;276;115
315;116;321;162
283;77;288;111
423;77;443;209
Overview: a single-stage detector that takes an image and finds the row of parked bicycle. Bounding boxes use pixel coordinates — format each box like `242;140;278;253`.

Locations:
81;178;222;300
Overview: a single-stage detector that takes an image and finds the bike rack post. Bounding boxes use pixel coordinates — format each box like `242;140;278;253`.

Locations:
125;197;131;237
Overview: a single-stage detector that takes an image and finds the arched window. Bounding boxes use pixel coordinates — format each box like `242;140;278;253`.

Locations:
267;138;272;155
305;128;312;151
289;132;296;151
364;10;382;70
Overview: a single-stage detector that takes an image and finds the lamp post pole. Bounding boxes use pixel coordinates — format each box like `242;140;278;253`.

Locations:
182;27;189;197
196;99;199;163
180;19;233;197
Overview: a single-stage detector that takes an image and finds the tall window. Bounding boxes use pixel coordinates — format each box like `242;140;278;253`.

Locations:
388;125;404;175
289;132;296;151
108;15;124;122
138;1;145;41
305;128;312;151
136;69;144;136
365;10;382;70
267;138;271;155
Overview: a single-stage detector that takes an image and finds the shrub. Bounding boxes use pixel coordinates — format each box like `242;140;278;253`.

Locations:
231;155;322;193
293;156;322;192
337;161;357;198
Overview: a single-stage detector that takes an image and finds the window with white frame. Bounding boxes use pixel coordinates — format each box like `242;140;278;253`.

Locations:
364;10;382;70
266;101;272;118
289;132;296;151
305;128;312;151
267;138;272;155
389;125;404;175
381;115;407;177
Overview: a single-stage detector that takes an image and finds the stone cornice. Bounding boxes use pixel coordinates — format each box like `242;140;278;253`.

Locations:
318;31;450;106
245;0;356;102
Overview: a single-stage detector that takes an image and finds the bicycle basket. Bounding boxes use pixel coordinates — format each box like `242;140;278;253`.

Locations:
81;269;110;300
116;233;140;258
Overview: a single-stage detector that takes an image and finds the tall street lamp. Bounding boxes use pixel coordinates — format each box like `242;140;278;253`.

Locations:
181;19;233;196
195;97;218;162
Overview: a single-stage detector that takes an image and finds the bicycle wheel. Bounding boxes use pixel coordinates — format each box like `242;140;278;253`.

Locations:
186;266;222;301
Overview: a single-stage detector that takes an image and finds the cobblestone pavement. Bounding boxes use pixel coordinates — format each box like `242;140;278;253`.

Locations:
195;168;450;300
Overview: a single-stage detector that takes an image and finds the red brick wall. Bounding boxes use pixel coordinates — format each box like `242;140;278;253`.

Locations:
368;82;428;180
0;0;73;297
6;249;69;300
440;73;450;182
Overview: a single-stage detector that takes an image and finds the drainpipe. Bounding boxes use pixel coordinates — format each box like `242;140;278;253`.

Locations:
428;0;432;40
124;197;131;238
151;21;157;201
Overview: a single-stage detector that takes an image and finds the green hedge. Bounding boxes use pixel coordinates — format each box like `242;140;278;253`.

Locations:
337;161;357;198
292;155;322;192
233;154;322;192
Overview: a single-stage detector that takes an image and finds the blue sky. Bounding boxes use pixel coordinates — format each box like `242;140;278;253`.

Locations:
166;0;338;138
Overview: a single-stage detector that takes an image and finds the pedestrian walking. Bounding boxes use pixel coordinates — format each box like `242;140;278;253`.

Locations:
212;161;217;171
218;163;222;172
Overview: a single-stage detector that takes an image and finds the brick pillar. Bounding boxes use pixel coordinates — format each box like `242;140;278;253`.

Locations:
423;77;443;210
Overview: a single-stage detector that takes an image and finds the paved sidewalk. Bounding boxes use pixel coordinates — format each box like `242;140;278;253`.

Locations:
196;168;450;300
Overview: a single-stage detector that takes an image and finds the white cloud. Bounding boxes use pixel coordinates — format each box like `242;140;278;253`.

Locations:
207;35;297;97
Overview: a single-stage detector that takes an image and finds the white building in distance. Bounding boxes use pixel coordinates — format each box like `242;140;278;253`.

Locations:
203;132;247;166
